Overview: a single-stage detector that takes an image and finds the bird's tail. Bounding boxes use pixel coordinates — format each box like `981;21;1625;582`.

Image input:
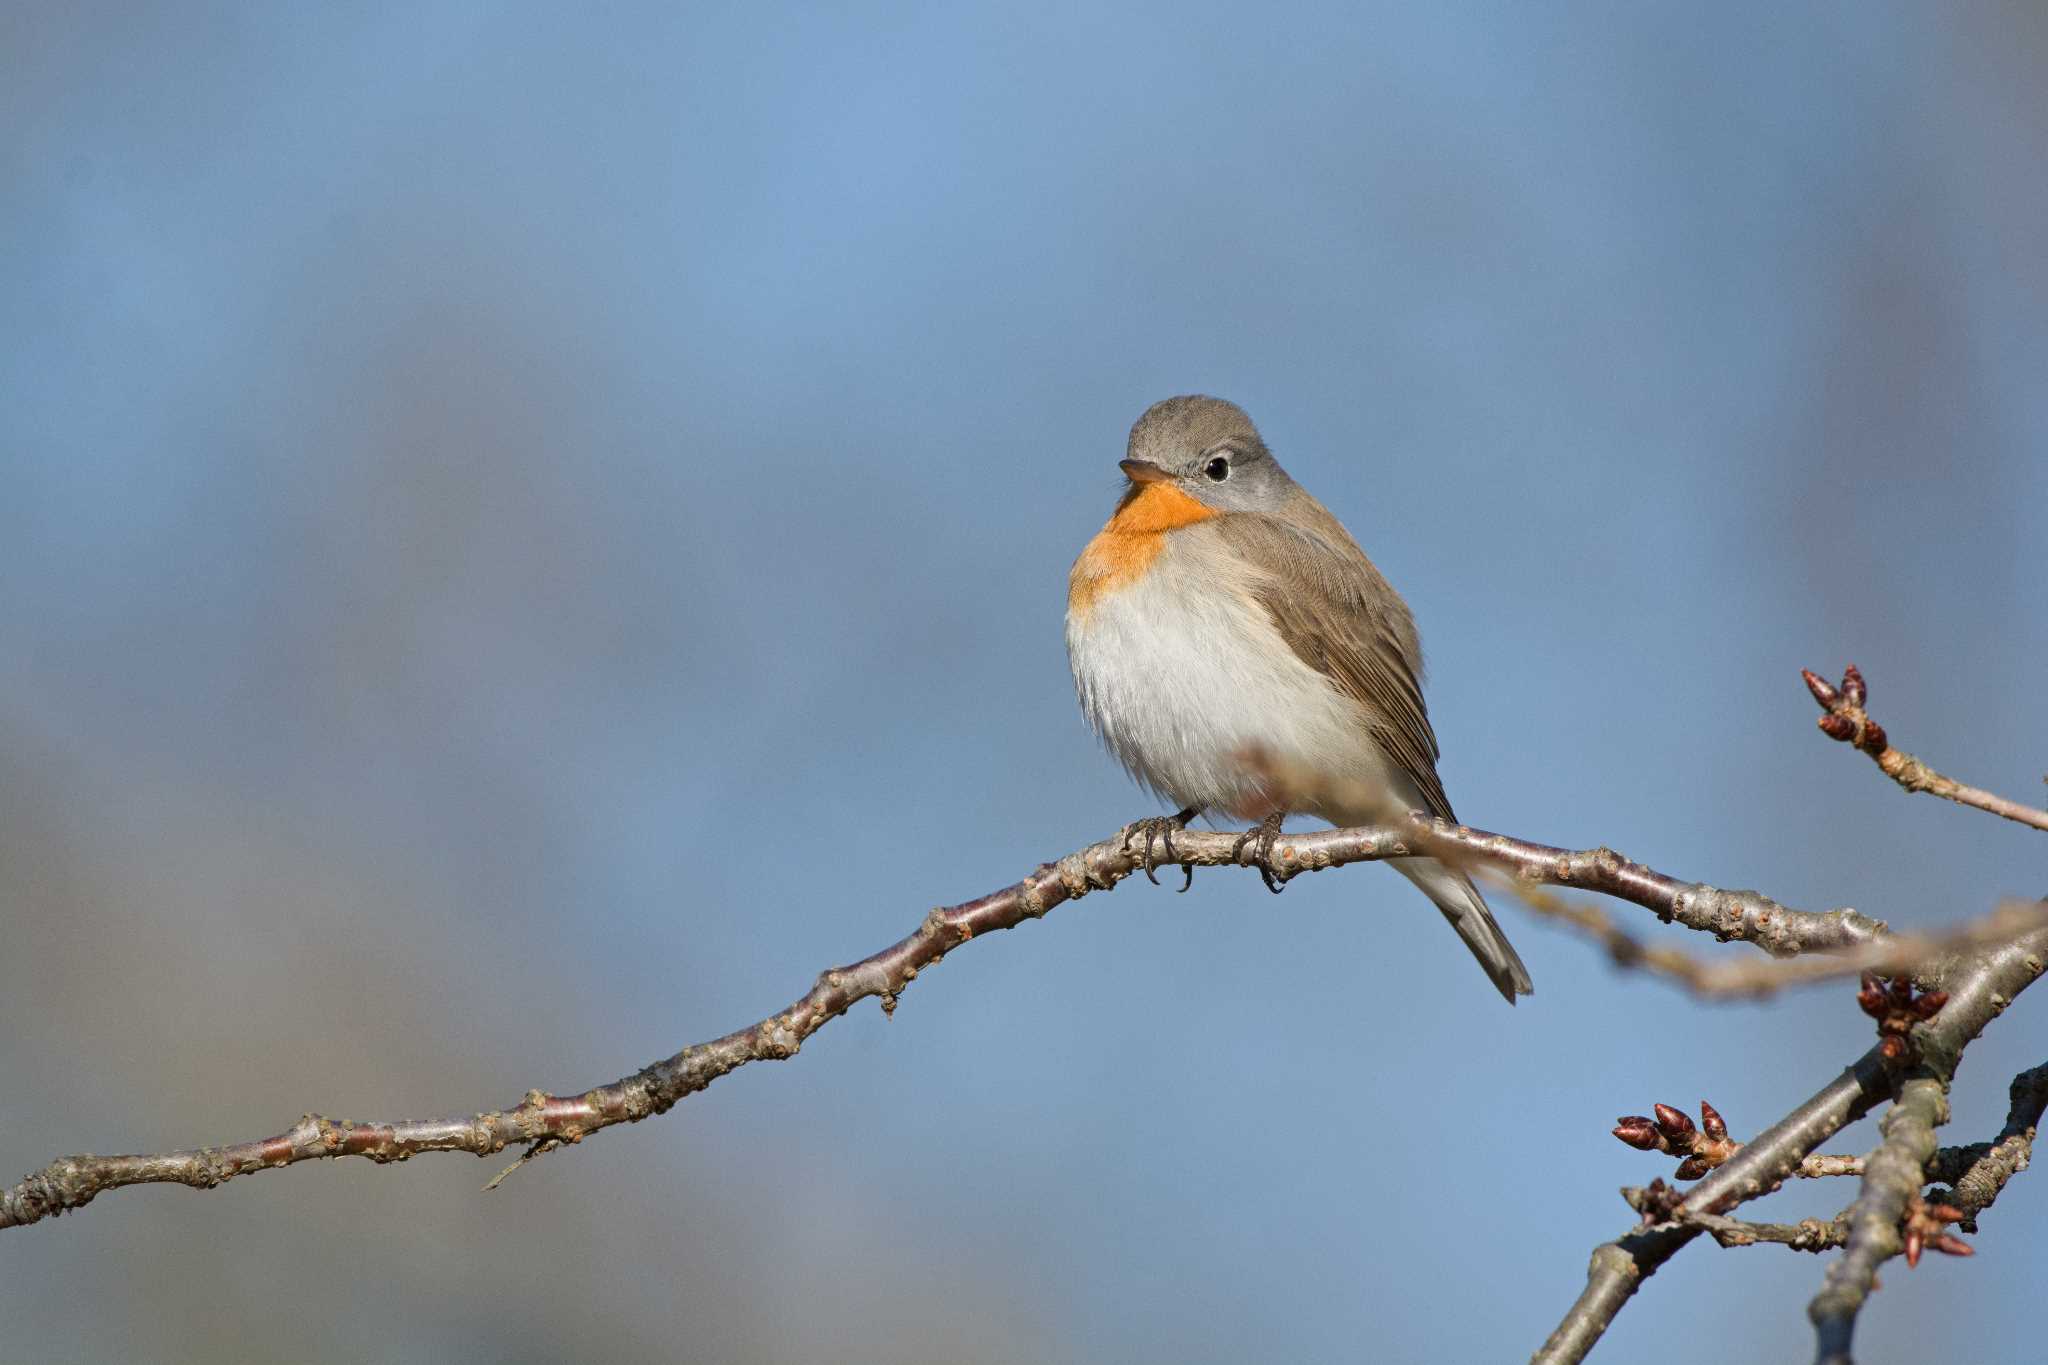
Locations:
1392;856;1534;1004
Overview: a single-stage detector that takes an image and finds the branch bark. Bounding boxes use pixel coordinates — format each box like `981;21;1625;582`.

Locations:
1925;1061;2048;1228
1687;1211;1848;1252
1808;1076;1947;1365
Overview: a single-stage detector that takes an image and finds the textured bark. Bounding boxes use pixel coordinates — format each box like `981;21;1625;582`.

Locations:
1808;1077;1947;1365
1689;1212;1848;1252
1924;1061;2048;1227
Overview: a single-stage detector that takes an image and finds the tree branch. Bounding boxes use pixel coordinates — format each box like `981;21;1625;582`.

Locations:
1533;1047;1896;1365
1242;754;1890;956
1686;1211;1848;1252
1808;1075;1947;1365
1533;923;2048;1365
0;811;1884;1233
1803;664;2048;833
1495;881;2046;999
1924;1061;2048;1228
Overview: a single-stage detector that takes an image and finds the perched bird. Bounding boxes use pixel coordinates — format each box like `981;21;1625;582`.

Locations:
1065;395;1532;1002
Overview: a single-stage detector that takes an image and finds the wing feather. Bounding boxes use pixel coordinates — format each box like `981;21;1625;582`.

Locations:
1207;510;1455;821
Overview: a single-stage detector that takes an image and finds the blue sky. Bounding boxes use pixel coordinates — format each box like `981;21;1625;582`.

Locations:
5;4;2045;1361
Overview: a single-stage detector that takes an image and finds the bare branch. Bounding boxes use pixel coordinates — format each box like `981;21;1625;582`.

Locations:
1925;1061;2048;1229
1802;1066;2043;1206
1496;876;2045;999
1803;664;2048;833
1808;1075;1948;1365
1534;1047;1895;1365
1411;824;1886;955
1534;924;2048;1365
1686;1210;1848;1252
0;810;1882;1233
1244;754;1890;956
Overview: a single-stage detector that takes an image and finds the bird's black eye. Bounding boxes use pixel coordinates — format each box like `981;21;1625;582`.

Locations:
1203;455;1230;482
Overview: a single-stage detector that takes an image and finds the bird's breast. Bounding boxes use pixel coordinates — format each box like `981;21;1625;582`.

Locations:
1066;481;1218;620
1064;518;1392;815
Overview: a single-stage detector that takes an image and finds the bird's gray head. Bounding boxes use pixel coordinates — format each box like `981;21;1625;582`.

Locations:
1121;395;1296;512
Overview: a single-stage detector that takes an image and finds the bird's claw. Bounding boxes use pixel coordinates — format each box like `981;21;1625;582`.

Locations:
1232;813;1291;894
1120;809;1198;892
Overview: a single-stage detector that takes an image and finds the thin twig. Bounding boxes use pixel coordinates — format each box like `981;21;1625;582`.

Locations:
1803;664;2048;833
1686;1210;1848;1252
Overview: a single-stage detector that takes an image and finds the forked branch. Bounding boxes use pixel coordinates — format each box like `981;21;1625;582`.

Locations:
1535;925;2048;1365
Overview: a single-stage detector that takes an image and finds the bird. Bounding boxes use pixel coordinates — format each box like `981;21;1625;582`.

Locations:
1064;395;1533;1003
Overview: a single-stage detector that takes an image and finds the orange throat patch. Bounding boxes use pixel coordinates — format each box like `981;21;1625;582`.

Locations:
1068;481;1217;617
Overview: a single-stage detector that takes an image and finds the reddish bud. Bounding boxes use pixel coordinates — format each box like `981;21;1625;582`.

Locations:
1699;1100;1727;1141
1913;990;1949;1019
1880;1036;1909;1062
1674;1155;1710;1180
1802;669;1840;708
1858;973;1890;1018
1842;663;1867;706
1860;720;1888;754
1903;1195;1974;1267
1653;1102;1696;1139
1614;1117;1663;1151
1818;713;1857;742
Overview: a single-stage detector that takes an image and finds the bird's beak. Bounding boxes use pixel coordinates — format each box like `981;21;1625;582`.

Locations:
1119;458;1170;485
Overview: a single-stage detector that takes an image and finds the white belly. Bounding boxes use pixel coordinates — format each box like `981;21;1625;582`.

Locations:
1065;537;1395;817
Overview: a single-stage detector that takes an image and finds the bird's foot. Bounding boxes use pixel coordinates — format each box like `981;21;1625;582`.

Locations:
1232;813;1291;894
1120;807;1199;892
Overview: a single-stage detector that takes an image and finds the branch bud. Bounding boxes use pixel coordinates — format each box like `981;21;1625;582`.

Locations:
1699;1100;1727;1142
1652;1102;1695;1139
1614;1116;1664;1151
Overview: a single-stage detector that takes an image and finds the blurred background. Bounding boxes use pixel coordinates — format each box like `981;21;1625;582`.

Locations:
4;3;2045;1361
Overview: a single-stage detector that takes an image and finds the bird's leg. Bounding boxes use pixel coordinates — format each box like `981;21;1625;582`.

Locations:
1120;807;1200;892
1231;812;1291;894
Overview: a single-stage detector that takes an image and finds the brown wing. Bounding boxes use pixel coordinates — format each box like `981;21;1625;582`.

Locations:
1208;509;1455;821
